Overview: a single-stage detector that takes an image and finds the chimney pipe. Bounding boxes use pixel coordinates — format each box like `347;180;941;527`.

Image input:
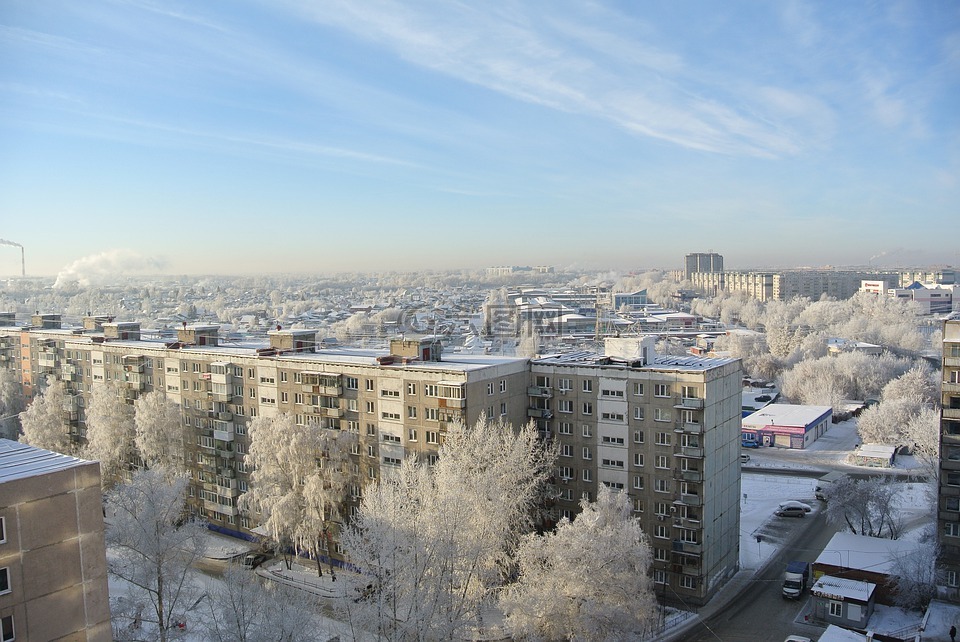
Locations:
20;247;24;278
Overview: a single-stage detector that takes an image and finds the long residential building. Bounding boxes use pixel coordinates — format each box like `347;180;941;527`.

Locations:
0;314;742;605
938;318;960;599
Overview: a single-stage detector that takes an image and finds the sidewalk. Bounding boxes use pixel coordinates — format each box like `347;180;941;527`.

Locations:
654;569;754;641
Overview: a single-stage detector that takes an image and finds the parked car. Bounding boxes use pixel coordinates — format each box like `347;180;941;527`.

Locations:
741;438;760;449
241;553;271;569
740;453;751;464
778;500;812;513
775;505;807;518
784;637;812;642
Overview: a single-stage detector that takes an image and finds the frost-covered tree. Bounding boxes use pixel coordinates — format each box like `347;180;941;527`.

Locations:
198;565;322;642
501;486;657;640
134;390;186;474
890;526;938;611
340;416;555;641
19;376;72;454
301;428;357;577
107;470;206;642
780;351;912;411
83;381;135;488
0;367;24;439
823;476;902;539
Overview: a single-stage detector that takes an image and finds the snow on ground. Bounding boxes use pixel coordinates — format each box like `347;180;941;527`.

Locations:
739;472;817;570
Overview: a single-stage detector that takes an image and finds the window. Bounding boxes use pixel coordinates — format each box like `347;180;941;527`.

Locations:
0;567;8;595
655;502;669;516
654;408;671;422
381;434;401;444
633;407;645;420
500;402;507;416
558;378;572;391
582;469;592;482
1;615;12;642
345;376;359;390
560;444;572;458
381;411;400;421
582;402;593;415
654;525;668;539
829;601;843;617
582;447;592;460
601;435;625;445
0;516;5;544
365;401;375;413
280;392;288;403
558;466;573;480
603;480;625;490
582;424;593;438
633;429;644;443
425;408;439;421
654;384;670;397
655;432;671;446
235;423;246;435
380;389;400;398
407;382;417;395
634;453;644;467
633;475;644;490
655;479;669;493
407;406;417;419
365;379;374;391
634;499;644;513
383;456;402;467
633;383;644;396
948;497;960;512
487;382;494;395
426;431;439;444
558;400;573;413
499;380;507;393
601;412;624;422
601;458;624;469
949;570;960;588
947;523;960;538
681;385;698;399
280;372;288;383
582;380;593;393
601;389;624;398
558;422;572;435
655;455;669;469
680;575;696;590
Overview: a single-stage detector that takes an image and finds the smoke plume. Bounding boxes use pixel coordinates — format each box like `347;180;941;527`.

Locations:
54;249;167;288
0;238;23;248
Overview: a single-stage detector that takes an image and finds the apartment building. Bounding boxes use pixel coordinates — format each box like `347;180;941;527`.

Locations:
938;319;960;598
684;253;724;282
528;336;743;605
0;439;111;641
0;317;530;547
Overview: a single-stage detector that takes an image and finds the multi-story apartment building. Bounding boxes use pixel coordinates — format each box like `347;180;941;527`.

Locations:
938;319;960;598
685;252;724;282
0;313;742;604
0;315;530;543
528;336;742;605
0;439;111;641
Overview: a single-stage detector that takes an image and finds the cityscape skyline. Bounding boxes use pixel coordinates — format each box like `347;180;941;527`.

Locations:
2;1;958;277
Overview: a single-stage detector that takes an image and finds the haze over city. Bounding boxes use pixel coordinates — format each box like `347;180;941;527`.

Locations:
1;1;958;277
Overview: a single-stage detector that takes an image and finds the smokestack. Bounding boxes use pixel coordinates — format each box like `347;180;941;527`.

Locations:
21;247;24;278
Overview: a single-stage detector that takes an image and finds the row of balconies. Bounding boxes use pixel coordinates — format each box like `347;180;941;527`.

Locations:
203;499;238;516
944;381;960;394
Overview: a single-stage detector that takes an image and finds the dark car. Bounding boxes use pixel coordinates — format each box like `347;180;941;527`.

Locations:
741;439;760;448
241;553;271;569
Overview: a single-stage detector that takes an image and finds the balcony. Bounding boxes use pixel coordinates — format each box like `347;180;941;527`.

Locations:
945;356;960;368
944;381;960;394
214;428;234;442
217;449;235;460
438;397;465;409
217;411;233;421
679;446;704;458
675;422;703;434
944;408;960;420
681;470;703;482
527;386;553;398
680;493;702;507
219;467;235;479
318;407;342;418
527;407;553;419
675;398;704;409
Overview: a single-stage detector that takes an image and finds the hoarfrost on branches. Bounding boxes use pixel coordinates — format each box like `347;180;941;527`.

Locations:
19;375;72;454
134;390;187;475
83;380;135;487
822;476;902;539
500;485;657;641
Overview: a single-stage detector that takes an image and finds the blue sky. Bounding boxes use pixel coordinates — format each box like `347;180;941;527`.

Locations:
1;1;958;278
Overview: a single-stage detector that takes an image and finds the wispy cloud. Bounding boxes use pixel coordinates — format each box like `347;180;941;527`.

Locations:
275;1;824;158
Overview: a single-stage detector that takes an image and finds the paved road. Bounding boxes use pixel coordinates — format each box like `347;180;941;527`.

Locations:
678;508;838;642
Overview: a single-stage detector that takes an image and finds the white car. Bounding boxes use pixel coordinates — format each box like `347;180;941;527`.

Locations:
778;500;812;513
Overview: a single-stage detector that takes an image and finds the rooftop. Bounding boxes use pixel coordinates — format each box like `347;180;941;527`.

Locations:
0;439;90;483
811;575;876;602
742;403;832;428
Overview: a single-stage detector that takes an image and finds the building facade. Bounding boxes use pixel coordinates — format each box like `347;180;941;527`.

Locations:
528;337;743;605
0;314;742;604
0;439;111;641
939;318;960;598
684;253;724;282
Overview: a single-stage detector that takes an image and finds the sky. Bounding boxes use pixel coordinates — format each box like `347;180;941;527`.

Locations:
1;1;958;279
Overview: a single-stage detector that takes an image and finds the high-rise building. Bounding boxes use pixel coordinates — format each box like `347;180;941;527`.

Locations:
0;440;111;641
684;252;724;281
528;336;743;605
938;319;960;597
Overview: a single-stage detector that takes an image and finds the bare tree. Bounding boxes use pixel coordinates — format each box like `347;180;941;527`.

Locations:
500;486;657;640
134;390;186;474
823;476;902;539
20;375;72;454
107;470;206;642
84;381;135;488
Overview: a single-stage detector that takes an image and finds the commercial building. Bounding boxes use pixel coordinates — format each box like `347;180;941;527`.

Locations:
0;439;111;641
938;318;960;599
529;336;742;605
741;404;832;449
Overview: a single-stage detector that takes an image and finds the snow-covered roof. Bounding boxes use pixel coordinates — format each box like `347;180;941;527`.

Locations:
818;624;869;641
855;443;897;458
816;532;919;575
0;439;90;483
742;404;832;428
811;575;876;602
532;351;736;372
